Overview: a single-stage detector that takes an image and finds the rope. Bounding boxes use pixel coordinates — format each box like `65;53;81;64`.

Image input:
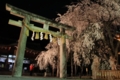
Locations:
22;20;61;38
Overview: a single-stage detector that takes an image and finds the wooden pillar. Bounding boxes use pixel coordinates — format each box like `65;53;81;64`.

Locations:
60;29;67;78
12;16;30;77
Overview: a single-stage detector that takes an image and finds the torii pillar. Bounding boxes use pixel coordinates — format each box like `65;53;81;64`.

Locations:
12;17;30;77
60;29;67;78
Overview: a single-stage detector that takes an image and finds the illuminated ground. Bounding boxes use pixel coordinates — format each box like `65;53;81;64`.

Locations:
0;75;92;80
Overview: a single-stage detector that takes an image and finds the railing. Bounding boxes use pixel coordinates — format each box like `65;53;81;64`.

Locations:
95;70;120;80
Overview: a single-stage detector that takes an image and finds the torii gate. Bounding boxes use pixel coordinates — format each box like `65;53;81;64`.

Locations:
5;4;75;78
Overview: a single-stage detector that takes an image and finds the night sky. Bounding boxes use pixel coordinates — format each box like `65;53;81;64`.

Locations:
0;0;76;50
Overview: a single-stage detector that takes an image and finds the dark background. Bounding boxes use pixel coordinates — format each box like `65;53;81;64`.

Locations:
0;0;77;50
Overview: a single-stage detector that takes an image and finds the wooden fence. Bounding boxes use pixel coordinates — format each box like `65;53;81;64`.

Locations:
95;70;120;80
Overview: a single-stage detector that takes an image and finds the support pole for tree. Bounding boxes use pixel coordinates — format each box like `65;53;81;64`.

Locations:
60;29;67;78
12;16;30;77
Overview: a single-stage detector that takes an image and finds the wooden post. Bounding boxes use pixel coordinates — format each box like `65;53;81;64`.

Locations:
12;16;30;77
60;29;67;78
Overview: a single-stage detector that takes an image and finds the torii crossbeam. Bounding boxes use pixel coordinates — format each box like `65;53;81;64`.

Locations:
6;3;75;78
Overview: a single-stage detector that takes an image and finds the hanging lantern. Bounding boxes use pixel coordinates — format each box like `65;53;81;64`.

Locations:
31;31;35;41
49;34;52;42
35;32;39;39
44;33;48;40
40;32;43;40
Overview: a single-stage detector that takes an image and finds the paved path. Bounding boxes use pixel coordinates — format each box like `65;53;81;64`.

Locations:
0;75;92;80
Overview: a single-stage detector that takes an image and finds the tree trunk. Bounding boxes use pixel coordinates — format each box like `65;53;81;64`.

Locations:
71;52;73;77
56;61;60;77
115;41;120;64
52;65;55;76
57;44;60;77
75;64;77;76
79;66;82;78
104;22;114;56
